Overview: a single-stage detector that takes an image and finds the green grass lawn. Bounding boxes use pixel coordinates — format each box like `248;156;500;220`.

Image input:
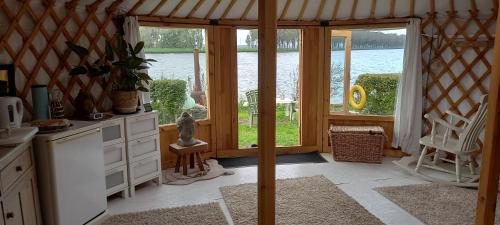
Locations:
238;105;299;148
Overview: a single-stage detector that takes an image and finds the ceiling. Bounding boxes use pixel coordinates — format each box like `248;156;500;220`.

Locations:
115;0;498;21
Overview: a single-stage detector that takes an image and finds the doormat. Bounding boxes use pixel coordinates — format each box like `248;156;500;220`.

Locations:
217;152;327;168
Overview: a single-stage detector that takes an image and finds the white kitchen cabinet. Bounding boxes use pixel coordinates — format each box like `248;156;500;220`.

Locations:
0;140;41;225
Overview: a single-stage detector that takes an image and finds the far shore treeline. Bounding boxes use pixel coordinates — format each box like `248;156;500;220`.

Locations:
140;27;405;53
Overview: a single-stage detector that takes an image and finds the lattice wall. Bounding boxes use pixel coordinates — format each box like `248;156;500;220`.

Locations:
422;12;497;144
0;0;123;117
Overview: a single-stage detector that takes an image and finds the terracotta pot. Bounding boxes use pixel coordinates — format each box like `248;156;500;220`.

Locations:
112;90;138;113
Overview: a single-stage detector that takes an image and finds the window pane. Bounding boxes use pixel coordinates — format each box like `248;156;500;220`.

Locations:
140;27;209;125
330;36;346;113
237;29;301;148
238;29;258;148
349;29;405;115
276;29;300;147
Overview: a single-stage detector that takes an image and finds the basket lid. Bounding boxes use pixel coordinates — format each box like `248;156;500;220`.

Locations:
329;125;384;134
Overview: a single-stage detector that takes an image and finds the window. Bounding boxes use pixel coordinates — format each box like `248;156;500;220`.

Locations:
237;29;301;148
330;28;406;115
140;27;209;124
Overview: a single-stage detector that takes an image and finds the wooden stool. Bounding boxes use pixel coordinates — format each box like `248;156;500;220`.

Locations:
169;141;208;176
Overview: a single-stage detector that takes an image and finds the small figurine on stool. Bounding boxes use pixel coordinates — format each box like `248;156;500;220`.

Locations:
176;112;200;147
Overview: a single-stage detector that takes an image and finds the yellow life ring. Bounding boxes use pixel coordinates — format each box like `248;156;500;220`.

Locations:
349;85;366;110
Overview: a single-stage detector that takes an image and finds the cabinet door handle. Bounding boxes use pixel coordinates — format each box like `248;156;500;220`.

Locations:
15;166;22;172
6;212;14;219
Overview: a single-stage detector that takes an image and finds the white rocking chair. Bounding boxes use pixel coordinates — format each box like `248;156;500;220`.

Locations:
415;95;488;184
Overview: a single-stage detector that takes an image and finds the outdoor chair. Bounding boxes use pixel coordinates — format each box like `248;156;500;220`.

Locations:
246;90;259;127
415;94;488;184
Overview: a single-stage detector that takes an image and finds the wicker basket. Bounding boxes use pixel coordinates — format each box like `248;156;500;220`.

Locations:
329;125;385;163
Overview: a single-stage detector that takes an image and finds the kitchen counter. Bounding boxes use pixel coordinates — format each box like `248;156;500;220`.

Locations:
0;130;36;169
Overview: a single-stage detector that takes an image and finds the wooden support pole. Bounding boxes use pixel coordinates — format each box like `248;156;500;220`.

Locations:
258;0;277;224
475;6;500;225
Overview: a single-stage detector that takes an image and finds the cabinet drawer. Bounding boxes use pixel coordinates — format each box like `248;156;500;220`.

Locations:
1;149;32;192
125;113;158;140
3;189;22;225
127;135;160;163
103;143;127;169
105;165;128;196
129;156;161;185
102;118;125;146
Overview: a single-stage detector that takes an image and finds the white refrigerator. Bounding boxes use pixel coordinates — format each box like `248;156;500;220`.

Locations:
34;121;107;225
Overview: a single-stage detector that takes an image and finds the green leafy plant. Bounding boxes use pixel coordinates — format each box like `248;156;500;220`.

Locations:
66;41;114;77
150;79;187;124
112;37;156;92
354;73;400;115
66;37;157;92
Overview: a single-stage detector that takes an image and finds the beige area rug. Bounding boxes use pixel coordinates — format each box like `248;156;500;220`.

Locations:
163;159;234;185
220;175;384;225
375;184;500;225
101;202;228;225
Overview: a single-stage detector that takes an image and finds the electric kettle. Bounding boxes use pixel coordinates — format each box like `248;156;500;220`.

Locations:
0;97;23;129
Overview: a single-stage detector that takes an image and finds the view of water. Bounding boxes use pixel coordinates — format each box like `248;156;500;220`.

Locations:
146;48;404;103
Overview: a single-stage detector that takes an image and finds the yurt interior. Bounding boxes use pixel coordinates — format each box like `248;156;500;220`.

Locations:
0;0;500;224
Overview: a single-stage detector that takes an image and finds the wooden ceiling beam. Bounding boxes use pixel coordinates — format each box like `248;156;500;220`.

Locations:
298;0;309;20
315;0;326;21
149;0;168;16
127;0;145;16
350;0;358;19
138;15;409;27
430;0;436;14
370;0;377;18
469;0;478;12
205;0;222;19
410;0;415;16
331;0;342;20
241;0;255;20
280;0;291;20
389;0;395;17
187;0;205;18
449;0;456;12
221;0;236;19
168;0;187;17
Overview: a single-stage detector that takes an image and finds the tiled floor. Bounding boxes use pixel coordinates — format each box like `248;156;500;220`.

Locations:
108;153;428;225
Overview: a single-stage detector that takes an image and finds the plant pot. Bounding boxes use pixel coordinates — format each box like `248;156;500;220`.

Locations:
112;90;138;114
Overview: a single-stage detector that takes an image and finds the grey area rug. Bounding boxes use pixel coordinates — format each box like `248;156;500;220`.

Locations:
101;202;228;225
220;175;384;225
376;184;500;225
163;159;234;185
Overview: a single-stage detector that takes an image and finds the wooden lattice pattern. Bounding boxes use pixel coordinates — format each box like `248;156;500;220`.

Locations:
0;0;123;116
421;11;497;145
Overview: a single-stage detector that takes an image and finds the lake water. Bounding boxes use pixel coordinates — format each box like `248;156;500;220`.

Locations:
146;48;404;103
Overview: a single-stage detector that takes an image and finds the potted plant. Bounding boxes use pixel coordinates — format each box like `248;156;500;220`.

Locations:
67;36;156;114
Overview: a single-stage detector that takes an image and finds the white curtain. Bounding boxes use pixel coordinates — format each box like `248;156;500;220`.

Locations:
123;16;151;106
392;18;423;154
